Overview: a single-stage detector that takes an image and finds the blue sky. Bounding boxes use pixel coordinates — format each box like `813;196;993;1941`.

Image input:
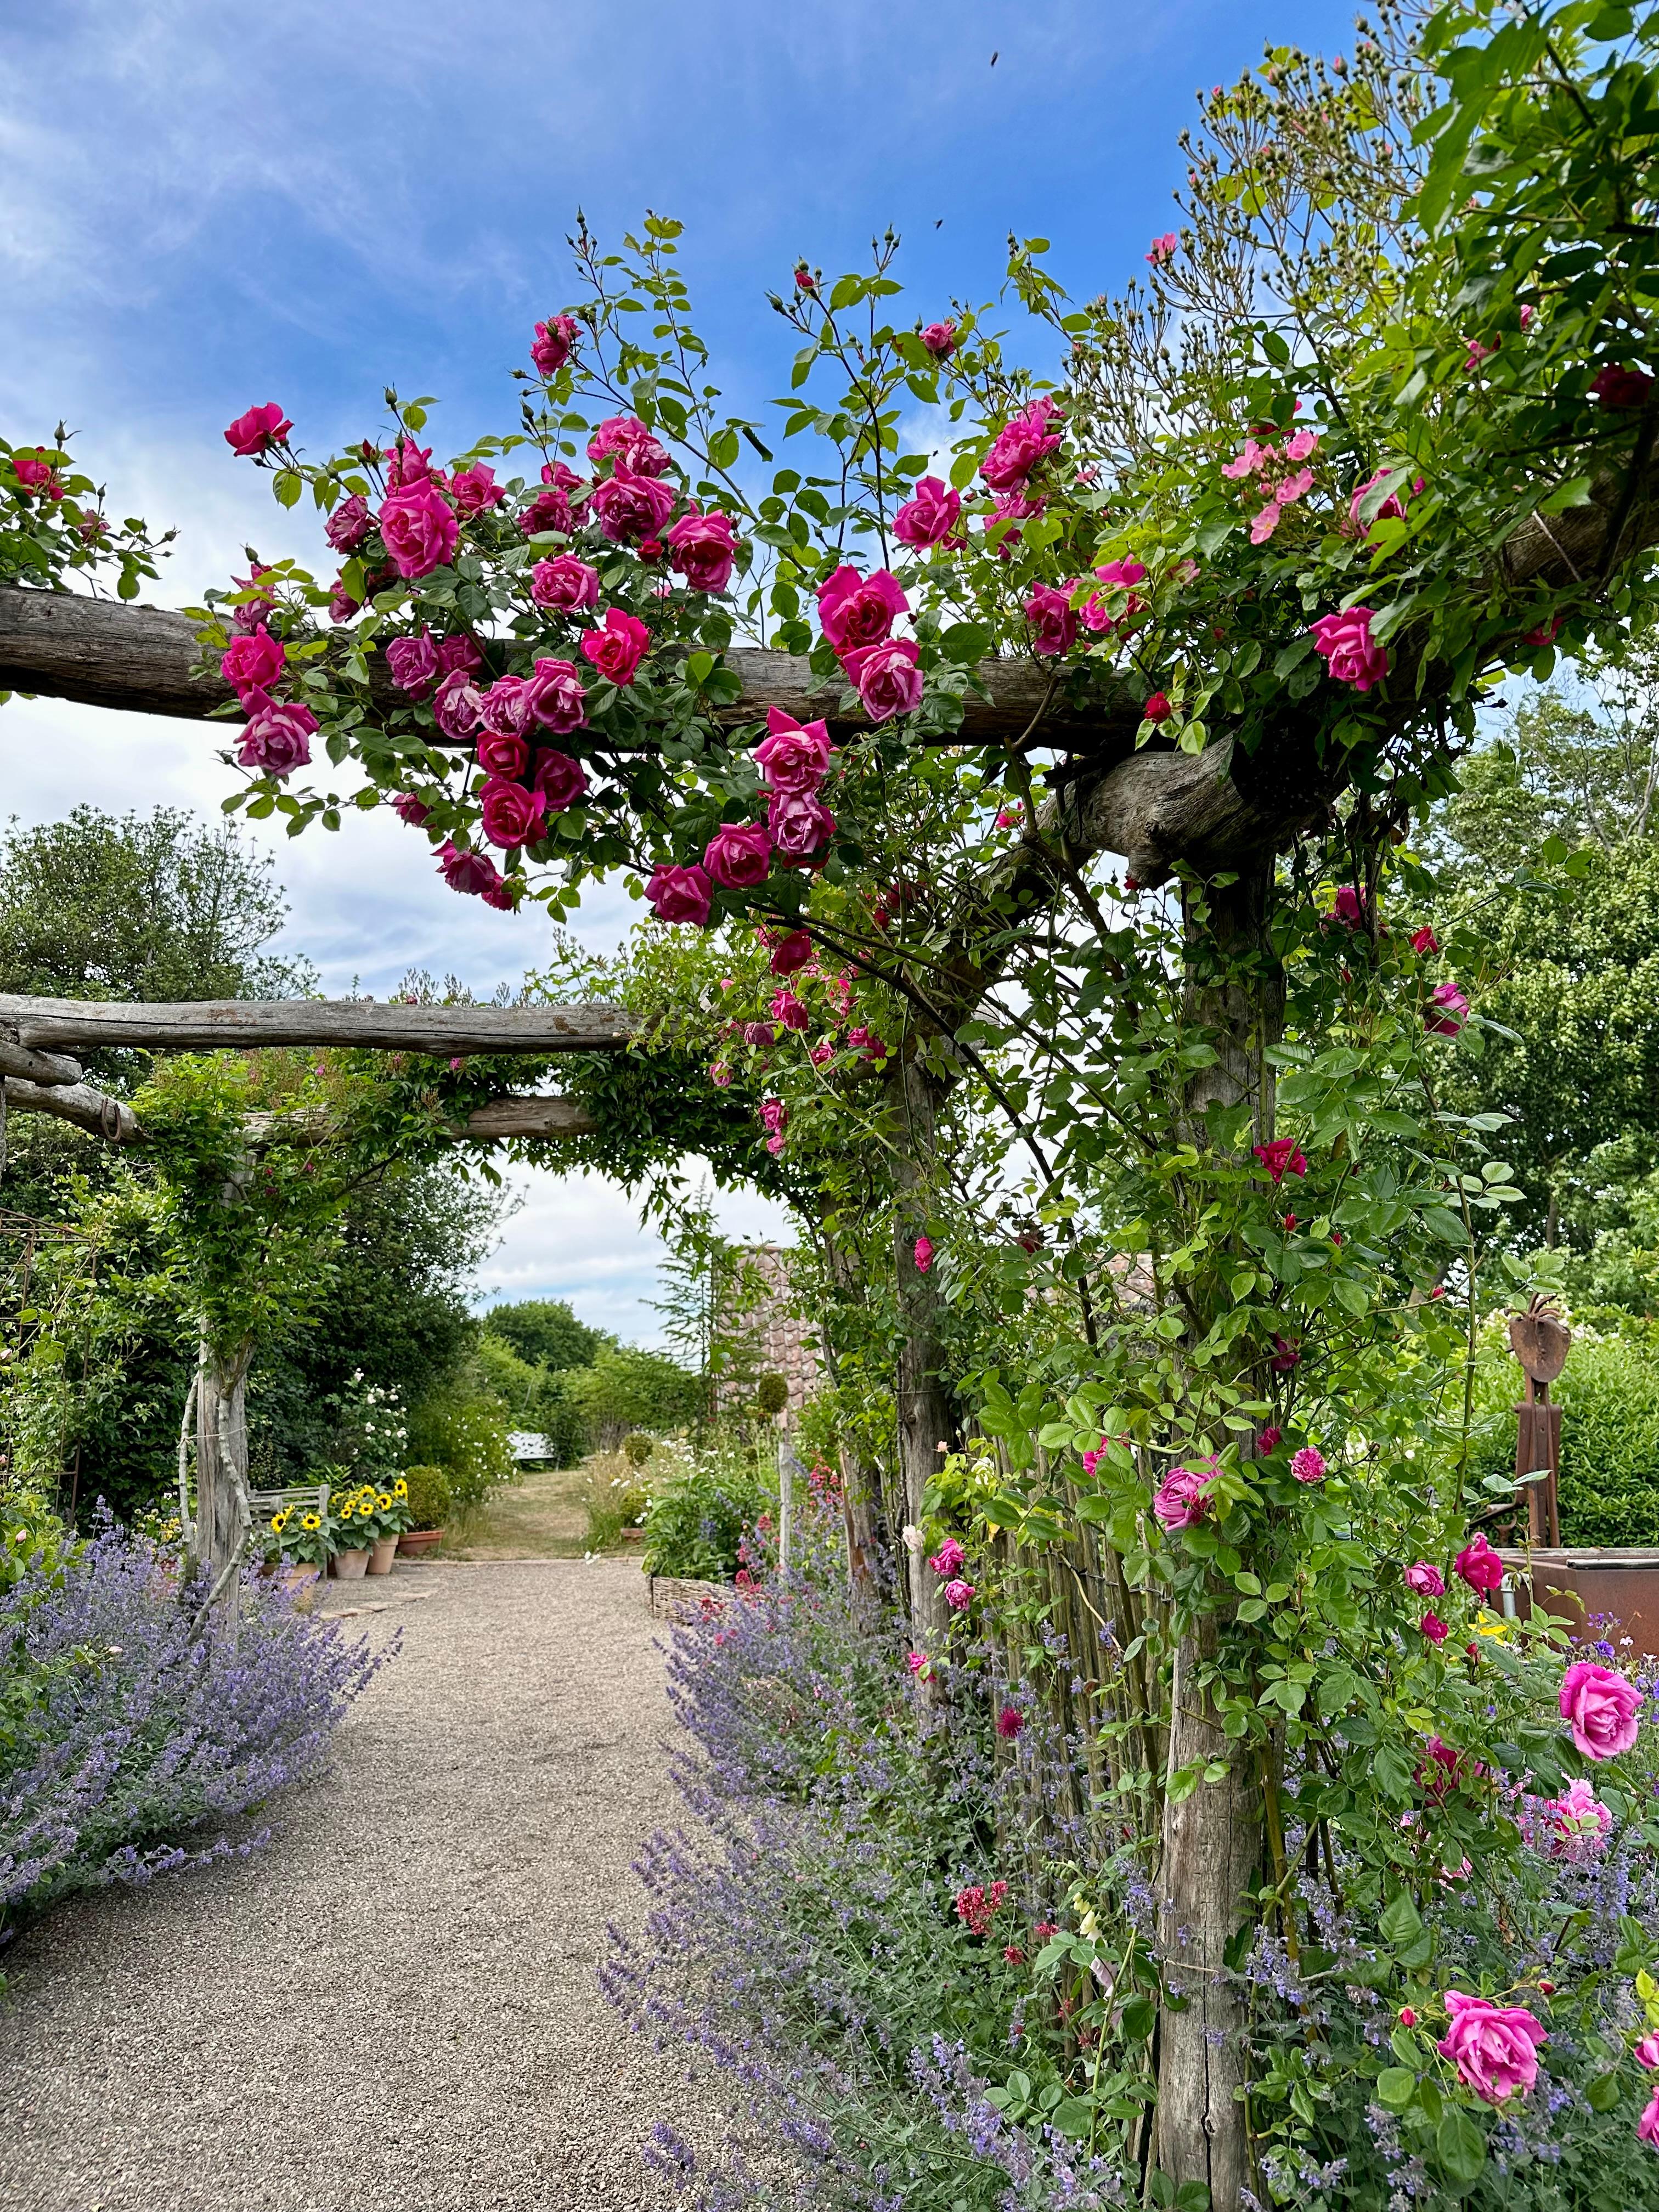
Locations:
1;0;1357;1338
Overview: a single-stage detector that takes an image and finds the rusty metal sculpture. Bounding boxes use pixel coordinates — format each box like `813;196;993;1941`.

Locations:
1509;1294;1571;1548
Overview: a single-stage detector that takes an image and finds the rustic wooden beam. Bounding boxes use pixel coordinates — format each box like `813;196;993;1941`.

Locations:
3;1076;140;1143
0;993;635;1054
9;1080;595;1149
0;1037;82;1086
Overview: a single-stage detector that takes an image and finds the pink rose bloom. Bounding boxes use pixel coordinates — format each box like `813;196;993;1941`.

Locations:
986;489;1044;556
1524;615;1563;648
1454;1533;1504;1597
1025;583;1079;657
531;554;600;612
1249;501;1283;545
589;465;676;543
324;493;373;553
769;929;814;975
479;777;548;850
1404;1561;1445;1597
437;840;503;899
236;690;315;778
1255;1426;1282;1455
758;1097;788;1135
754;709;834;793
667;509;739;592
1146;231;1177;264
1284;428;1318;462
519;482;573;538
387;630;442;696
10;451;55;493
521;657;588;735
531;315;579;377
1591;364;1654;409
1276;466;1314;505
223;403;291;458
767;789;836;864
808;1041;833;1066
704;822;772;889
588;413;672;477
477;729;530;781
432;671;484;740
438;634;482;677
1637;2035;1659;2072
1331;885;1369;929
1310;604;1388;692
1545;1776;1613;1859
646;862;713;926
479;675;534;740
229;564;277;630
390;793;430;828
1153;1463;1215;1531
1082;557;1148;632
449;462;506;515
980;396;1064;493
893;476;963;549
1348;468;1412;534
919;320;956;358
771;988;809;1032
1425;981;1469;1035
847;1025;888;1063
943;1577;975;1612
580;608;651;686
1559;1660;1643;1760
1290;1446;1326;1485
379;482;459;580
905;1649;933;1679
1641;2090;1659;2148
385;433;433;488
843;637;923;723
1222;438;1273;481
929;1537;966;1577
1420;1612;1449;1643
818;566;909;656
1270;1334;1300;1370
1436;1992;1547;2105
1252;1138;1307;1184
913;1235;935;1274
533;749;589;812
709;1062;732;1088
220;626;286;699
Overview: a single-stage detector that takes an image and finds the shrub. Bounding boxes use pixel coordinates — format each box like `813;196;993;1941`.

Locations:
622;1431;654;1468
754;1372;788;1420
639;1441;769;1580
480;1297;607;1372
0;1516;382;1932
401;1463;452;1531
566;1344;704;1451
405;1358;517;1511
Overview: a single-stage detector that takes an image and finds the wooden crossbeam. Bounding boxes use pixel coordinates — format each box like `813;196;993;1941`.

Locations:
5;1076;596;1146
0;993;634;1054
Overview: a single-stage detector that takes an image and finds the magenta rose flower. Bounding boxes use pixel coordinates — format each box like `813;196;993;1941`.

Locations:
842;637;923;723
704;822;772;889
223;402;291;458
817;566;909;656
235;689;316;778
754;708;834;793
479;777;548;850
770;988;809;1032
229;563;277;631
1436;1992;1547;2104
531;314;579;377
929;1537;966;1577
943;1577;976;1612
919;320;956;359
1404;1561;1446;1597
432;670;483;741
589;465;676;544
1638;2035;1659;2072
1252;1138;1307;1184
449;462;506;515
667;509;738;592
892;476;962;549
476;729;530;781
1425;981;1470;1035
530;555;600;612
219;625;286;700
1641;2089;1659;2148
390;793;430;827
437;634;481;676
385;432;433;488
521;657;588;735
1559;1659;1643;1760
1153;1463;1215;1531
519;482;573;538
1310;604;1388;692
479;675;533;740
1454;1533;1504;1597
1590;363;1654;409
533;749;589;812
386;630;442;696
324;493;373;554
913;1235;935;1273
588;413;673;477
767;789;835;865
759;1097;788;1136
580;608;651;687
1289;1445;1326;1485
769;929;814;975
379;482;459;580
980;396;1063;493
1420;1612;1449;1643
646;862;713;926
1024;582;1079;658
437;840;504;899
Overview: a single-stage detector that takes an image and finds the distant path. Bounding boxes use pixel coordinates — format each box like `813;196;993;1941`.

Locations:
0;1559;715;2212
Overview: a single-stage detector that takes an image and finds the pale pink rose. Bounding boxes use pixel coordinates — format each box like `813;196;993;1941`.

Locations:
943;1577;975;1611
431;670;484;740
818;566;908;656
386;630;441;695
530;555;600;612
754;709;834;793
667;509;738;592
893;476;962;549
1276;466;1314;504
1283;428;1318;461
1153;1463;1215;1530
1309;603;1388;691
379;482;459;580
842;637;923;723
1146;231;1178;264
1249;501;1283;544
1544;1776;1612;1860
1436;1991;1547;2104
1559;1660;1643;1760
1404;1561;1444;1597
588;413;672;477
646;862;713;926
1222;438;1273;481
521;657;588;735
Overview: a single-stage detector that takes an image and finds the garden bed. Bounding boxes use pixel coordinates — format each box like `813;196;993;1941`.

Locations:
1500;1546;1659;1654
647;1572;730;1619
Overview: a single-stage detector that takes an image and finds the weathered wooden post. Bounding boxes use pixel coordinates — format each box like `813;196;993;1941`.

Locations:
1510;1295;1570;1549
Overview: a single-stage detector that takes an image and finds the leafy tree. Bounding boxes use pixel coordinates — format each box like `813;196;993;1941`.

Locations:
479;1296;605;1372
565;1344;703;1450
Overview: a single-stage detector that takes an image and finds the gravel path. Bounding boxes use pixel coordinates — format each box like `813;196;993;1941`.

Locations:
0;1560;716;2212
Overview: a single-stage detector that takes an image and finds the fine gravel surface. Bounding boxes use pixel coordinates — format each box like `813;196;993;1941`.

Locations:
0;1559;721;2212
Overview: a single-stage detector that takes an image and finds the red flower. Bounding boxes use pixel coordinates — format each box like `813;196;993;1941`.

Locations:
995;1705;1024;1739
1142;691;1173;723
1252;1138;1308;1185
1591;364;1654;410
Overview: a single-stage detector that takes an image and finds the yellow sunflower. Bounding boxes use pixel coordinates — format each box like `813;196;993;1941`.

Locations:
377;1493;393;1511
302;1513;321;1531
393;1479;408;1498
338;1501;356;1521
271;1510;290;1533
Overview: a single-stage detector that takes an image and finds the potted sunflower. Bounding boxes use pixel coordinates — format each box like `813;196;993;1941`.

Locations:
273;1503;329;1603
329;1475;373;1580
360;1479;411;1576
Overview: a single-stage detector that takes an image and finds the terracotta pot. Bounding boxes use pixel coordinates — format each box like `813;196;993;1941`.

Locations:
367;1537;400;1577
331;1548;370;1580
397;1528;444;1558
1498;1547;1659;1656
279;1564;320;1595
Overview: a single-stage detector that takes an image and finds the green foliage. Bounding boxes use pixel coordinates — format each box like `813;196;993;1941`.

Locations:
622;1431;654;1467
564;1343;703;1451
0;431;167;611
639;1438;770;1579
404;1358;517;1511
399;1463;452;1531
479;1296;605;1372
583;1455;649;1550
754;1372;789;1420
